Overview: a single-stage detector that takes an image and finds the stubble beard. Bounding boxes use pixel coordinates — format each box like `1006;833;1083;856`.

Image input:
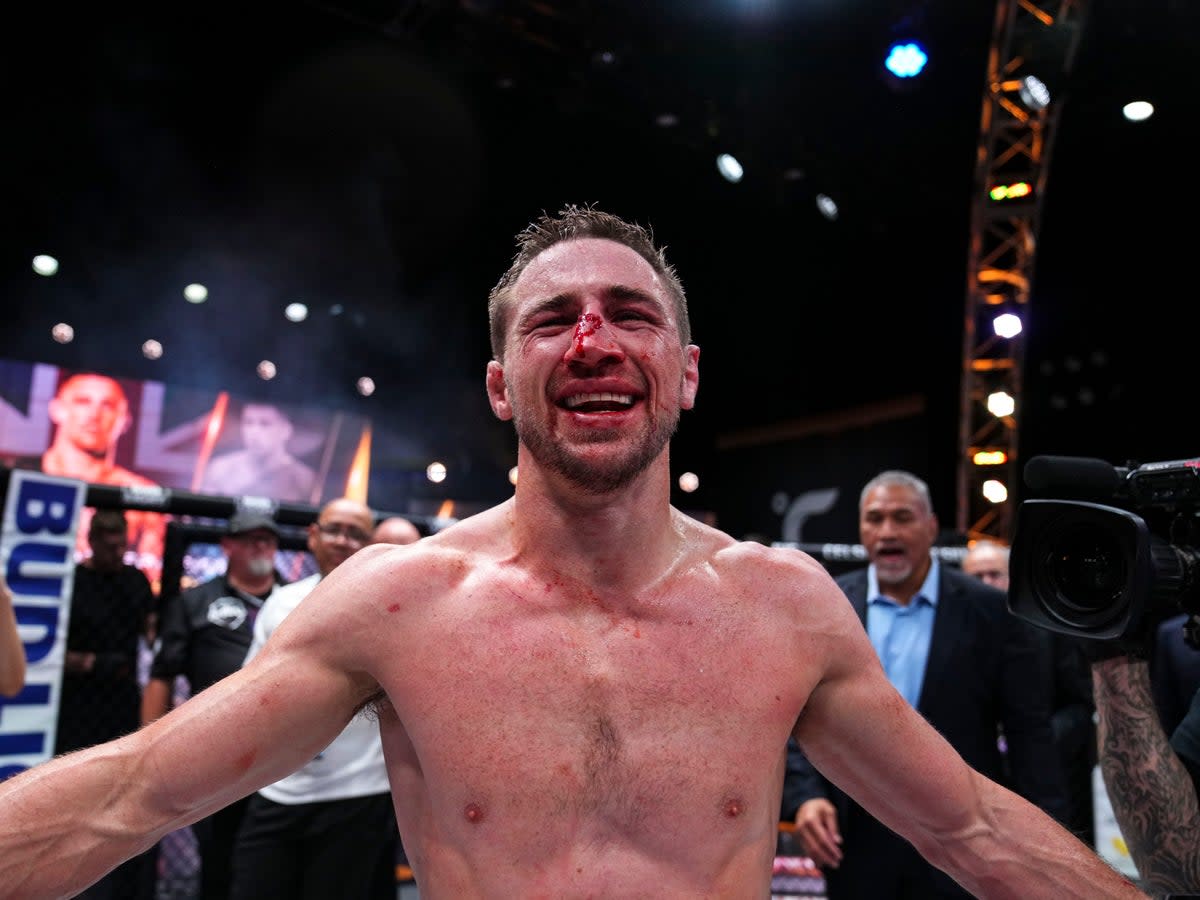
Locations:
513;404;680;494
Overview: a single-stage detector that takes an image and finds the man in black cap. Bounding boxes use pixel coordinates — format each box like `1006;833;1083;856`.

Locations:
142;508;284;900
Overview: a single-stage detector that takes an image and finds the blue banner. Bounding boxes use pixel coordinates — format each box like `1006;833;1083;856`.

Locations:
0;470;85;780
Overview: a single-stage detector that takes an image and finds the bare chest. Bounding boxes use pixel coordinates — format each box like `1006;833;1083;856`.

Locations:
380;584;806;837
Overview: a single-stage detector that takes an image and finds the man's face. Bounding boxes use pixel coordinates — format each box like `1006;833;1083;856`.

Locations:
88;529;128;573
240;405;293;458
49;376;128;456
485;238;699;493
859;484;938;589
962;546;1010;591
308;499;374;576
222;529;279;581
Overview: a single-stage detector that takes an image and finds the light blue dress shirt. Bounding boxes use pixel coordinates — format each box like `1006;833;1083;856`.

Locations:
866;558;940;708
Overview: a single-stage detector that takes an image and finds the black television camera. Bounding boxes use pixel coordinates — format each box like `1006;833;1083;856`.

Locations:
1008;454;1200;649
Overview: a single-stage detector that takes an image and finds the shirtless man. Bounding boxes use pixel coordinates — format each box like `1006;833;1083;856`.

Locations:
40;372;166;586
0;207;1141;899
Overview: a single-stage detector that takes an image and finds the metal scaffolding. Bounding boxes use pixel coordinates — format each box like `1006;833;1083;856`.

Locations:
956;0;1087;543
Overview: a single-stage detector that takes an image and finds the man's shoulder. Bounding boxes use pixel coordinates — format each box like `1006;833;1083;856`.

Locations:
269;574;322;606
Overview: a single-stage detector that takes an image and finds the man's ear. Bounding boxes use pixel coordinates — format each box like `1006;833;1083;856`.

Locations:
486;360;512;421
680;344;700;410
47;397;64;426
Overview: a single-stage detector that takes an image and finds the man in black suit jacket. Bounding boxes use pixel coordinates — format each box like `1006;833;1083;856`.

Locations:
782;470;1067;900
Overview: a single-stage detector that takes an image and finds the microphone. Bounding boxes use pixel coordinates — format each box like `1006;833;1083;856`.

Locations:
1023;455;1128;498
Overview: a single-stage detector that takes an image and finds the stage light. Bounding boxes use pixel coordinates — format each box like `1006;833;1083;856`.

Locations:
257;360;276;380
426;462;447;484
986;390;1015;418
1018;75;1050;110
32;254;59;276
51;323;74;344
184;283;208;303
655;113;679;128
982;480;1008;504
508;466;519;486
992;312;1022;339
884;42;927;79
285;302;308;323
678;472;700;493
142;339;164;360
816;194;839;221
716;153;744;183
1123;100;1154;122
356;376;375;397
973;450;1008;466
989;181;1032;201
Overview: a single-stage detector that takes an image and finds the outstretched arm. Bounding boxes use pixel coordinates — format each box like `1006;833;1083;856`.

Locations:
1093;655;1200;896
0;578;26;697
0;597;376;899
792;580;1142;900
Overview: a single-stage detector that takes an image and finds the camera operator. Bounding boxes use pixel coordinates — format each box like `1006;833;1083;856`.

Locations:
1010;454;1200;896
1091;635;1200;897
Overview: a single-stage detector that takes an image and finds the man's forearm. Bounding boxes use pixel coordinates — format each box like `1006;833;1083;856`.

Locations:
1093;657;1200;895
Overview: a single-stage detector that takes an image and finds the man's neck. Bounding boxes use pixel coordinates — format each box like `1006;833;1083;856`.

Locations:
43;443;111;481
509;453;682;593
228;572;275;597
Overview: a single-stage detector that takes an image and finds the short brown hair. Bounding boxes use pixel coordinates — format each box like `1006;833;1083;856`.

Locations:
487;204;690;361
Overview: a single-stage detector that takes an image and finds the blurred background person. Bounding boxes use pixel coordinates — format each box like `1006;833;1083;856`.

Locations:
230;498;396;900
56;509;157;898
963;539;1097;845
371;515;421;546
201;402;317;503
143;510;284;900
0;576;25;698
783;470;1066;900
39;372;166;588
1151;611;1200;738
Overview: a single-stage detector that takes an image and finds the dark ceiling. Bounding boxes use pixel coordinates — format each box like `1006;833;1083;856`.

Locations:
2;0;1196;513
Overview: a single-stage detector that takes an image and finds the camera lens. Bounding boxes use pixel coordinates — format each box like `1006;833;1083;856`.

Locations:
1043;523;1128;614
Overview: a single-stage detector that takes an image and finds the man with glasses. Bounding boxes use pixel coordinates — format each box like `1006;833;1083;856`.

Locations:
228;498;396;900
142;510;284;900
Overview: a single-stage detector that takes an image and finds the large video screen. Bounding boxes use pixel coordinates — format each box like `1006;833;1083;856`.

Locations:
0;359;372;588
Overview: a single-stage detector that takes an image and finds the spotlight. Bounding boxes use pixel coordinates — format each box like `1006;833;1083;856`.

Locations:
257;360;277;380
982;479;1008;504
51;323;74;344
716;153;744;184
884;41;928;79
973;450;1008;466
285;302;308;323
678;472;700;493
815;194;839;221
426;462;447;484
1123;100;1154;122
508;466;519;486
356;377;375;397
142;339;164;360
32;254;59;276
986;391;1015;418
1018;75;1050;110
992;312;1022;339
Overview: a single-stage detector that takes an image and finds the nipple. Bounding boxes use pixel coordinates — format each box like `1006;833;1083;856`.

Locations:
723;796;745;819
464;802;485;824
573;312;603;354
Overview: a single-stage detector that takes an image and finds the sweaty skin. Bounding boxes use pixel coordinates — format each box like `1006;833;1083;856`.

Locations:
0;236;1143;900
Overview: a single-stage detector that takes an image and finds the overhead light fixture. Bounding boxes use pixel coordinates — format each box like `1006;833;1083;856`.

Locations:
992;312;1022;339
51;323;74;344
142;339;164;360
815;194;839;221
982;480;1008;504
426;462;447;484
986;391;1015;418
184;283;208;303
32;254;59;276
1123;100;1154;122
716;153;744;184
678;472;700;493
884;42;928;79
257;360;277;380
285;302;308;323
973;450;1008;466
356;377;375;397
1018;75;1050;110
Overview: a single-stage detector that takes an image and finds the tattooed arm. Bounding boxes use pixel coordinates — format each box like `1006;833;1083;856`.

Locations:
1093;656;1200;897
